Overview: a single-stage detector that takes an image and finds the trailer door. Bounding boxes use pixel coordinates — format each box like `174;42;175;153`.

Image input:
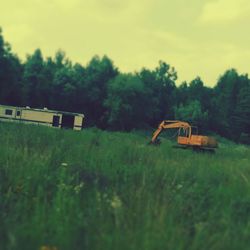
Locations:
61;114;75;129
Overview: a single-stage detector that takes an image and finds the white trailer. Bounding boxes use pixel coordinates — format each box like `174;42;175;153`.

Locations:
0;105;84;130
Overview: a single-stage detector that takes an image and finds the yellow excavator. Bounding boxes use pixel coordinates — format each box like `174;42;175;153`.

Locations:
150;120;218;151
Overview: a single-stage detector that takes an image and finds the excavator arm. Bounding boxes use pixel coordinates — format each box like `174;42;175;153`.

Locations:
150;120;191;144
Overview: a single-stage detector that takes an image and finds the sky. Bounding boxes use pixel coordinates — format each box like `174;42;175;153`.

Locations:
1;0;250;86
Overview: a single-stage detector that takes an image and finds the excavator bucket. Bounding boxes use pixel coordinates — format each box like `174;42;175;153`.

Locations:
148;138;161;145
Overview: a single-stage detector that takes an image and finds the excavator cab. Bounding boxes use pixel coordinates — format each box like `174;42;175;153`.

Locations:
178;126;198;137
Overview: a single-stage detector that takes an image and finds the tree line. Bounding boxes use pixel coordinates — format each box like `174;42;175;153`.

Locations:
0;28;250;143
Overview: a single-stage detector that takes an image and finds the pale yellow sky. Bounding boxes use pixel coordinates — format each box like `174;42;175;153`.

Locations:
1;0;250;86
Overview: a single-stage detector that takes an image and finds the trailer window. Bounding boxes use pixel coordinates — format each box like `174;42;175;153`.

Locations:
52;115;60;127
16;110;21;116
5;109;13;116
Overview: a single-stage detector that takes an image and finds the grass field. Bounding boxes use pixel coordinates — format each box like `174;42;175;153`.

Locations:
1;122;250;250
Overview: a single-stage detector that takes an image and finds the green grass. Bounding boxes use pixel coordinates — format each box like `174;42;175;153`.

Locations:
1;122;250;250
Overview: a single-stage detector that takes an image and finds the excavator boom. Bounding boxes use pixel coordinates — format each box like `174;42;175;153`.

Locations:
150;120;191;144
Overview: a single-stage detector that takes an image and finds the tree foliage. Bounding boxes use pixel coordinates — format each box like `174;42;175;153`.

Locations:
105;74;146;130
139;61;177;126
0;28;22;105
175;100;209;130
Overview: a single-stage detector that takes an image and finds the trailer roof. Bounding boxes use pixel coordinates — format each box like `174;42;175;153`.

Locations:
0;104;84;117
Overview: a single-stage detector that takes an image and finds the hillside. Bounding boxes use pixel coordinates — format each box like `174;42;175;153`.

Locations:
1;123;250;250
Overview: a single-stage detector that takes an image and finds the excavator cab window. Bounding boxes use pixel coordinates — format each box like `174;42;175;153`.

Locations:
178;127;189;137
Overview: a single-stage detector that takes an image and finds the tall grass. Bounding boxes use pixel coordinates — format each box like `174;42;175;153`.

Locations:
1;122;250;250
